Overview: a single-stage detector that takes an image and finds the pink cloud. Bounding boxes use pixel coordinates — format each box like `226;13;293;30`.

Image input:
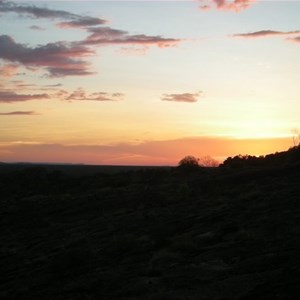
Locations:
82;27;181;48
199;0;255;11
57;18;107;29
287;36;300;43
117;46;150;56
0;63;19;77
161;92;203;103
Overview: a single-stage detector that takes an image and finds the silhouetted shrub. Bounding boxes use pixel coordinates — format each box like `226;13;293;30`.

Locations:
178;155;199;170
198;155;219;167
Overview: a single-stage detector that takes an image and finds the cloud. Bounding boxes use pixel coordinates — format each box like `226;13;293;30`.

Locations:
0;35;95;77
1;79;125;103
29;25;44;31
65;88;124;102
117;46;149;56
0;0;78;19
0;0;107;26
0;1;182;82
0;91;49;103
82;27;180;48
44;83;63;88
0;111;39;115
57;17;107;29
232;30;300;38
161;92;203;103
0;63;18;77
0;30;178;78
13;82;37;89
199;0;254;11
286;36;300;43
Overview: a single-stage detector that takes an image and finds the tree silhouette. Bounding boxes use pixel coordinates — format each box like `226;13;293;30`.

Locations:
198;155;219;167
178;155;199;169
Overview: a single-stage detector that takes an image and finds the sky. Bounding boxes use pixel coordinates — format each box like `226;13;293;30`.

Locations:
0;0;300;165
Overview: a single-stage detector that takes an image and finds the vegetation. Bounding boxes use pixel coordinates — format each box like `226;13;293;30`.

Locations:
1;146;300;299
178;155;219;169
178;155;199;169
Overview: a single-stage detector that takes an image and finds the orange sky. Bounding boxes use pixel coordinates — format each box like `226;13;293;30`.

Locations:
1;0;300;165
0;136;293;165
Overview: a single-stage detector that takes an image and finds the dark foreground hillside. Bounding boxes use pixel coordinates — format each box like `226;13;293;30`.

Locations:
1;148;300;299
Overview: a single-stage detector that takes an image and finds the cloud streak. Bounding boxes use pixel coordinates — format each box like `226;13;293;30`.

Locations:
0;91;49;103
0;82;124;103
0;35;95;77
161;92;203;103
82;27;181;48
57;18;107;29
232;30;300;38
199;0;255;11
29;25;44;31
0;110;39;115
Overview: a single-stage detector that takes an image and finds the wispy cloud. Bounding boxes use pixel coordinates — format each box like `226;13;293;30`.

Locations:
0;0;107;26
44;83;63;88
12;82;37;89
29;25;44;31
0;91;49;103
82;27;181;48
199;0;255;11
0;81;124;103
232;30;300;38
0;110;39;115
65;88;124;102
288;36;300;43
0;63;18;77
0;35;95;77
161;92;203;103
57;18;107;29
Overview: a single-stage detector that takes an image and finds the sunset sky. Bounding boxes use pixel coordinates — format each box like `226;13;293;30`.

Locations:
0;0;300;165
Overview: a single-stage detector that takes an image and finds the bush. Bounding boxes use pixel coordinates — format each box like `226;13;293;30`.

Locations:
178;155;199;169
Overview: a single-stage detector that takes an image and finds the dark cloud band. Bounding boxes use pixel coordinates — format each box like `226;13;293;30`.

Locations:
0;35;94;77
0;91;49;103
0;110;39;115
